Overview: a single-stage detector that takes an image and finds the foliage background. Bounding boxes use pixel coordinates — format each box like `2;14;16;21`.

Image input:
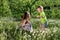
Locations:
0;0;60;20
0;0;60;40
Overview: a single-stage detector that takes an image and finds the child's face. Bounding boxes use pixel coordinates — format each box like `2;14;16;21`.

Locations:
37;8;42;13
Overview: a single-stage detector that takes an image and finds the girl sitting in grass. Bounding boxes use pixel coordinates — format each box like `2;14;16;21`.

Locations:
20;11;33;32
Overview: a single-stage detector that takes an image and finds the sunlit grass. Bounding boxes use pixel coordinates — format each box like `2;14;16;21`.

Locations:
0;19;60;40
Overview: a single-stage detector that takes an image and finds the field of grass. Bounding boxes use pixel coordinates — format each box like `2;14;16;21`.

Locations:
0;18;60;40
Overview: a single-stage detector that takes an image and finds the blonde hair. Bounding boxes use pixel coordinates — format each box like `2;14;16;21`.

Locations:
38;6;43;11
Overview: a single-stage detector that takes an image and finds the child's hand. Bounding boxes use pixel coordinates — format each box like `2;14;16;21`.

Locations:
37;16;40;18
41;16;44;18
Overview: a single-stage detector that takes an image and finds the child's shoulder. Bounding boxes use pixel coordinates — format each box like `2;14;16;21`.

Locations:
41;11;45;15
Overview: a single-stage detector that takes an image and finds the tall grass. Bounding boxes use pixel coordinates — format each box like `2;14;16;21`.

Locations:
0;20;60;40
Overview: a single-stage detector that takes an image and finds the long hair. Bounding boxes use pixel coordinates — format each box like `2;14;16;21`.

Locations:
23;11;30;20
20;11;30;26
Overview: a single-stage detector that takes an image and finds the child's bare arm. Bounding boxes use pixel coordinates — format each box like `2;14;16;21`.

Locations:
37;16;44;18
41;16;44;18
20;20;26;27
33;16;44;18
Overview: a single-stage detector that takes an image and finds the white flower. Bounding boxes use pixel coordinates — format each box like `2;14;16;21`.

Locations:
34;36;36;38
53;27;58;32
28;35;31;37
51;34;53;36
33;31;35;34
32;33;34;36
24;32;27;35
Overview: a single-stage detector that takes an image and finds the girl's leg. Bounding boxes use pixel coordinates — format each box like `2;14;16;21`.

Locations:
40;24;43;30
40;24;43;32
40;24;46;32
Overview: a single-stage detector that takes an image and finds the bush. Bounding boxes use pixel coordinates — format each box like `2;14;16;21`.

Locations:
0;0;60;20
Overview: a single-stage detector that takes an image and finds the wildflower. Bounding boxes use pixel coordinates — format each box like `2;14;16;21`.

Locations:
53;27;58;32
28;35;31;37
32;33;34;36
51;34;53;36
